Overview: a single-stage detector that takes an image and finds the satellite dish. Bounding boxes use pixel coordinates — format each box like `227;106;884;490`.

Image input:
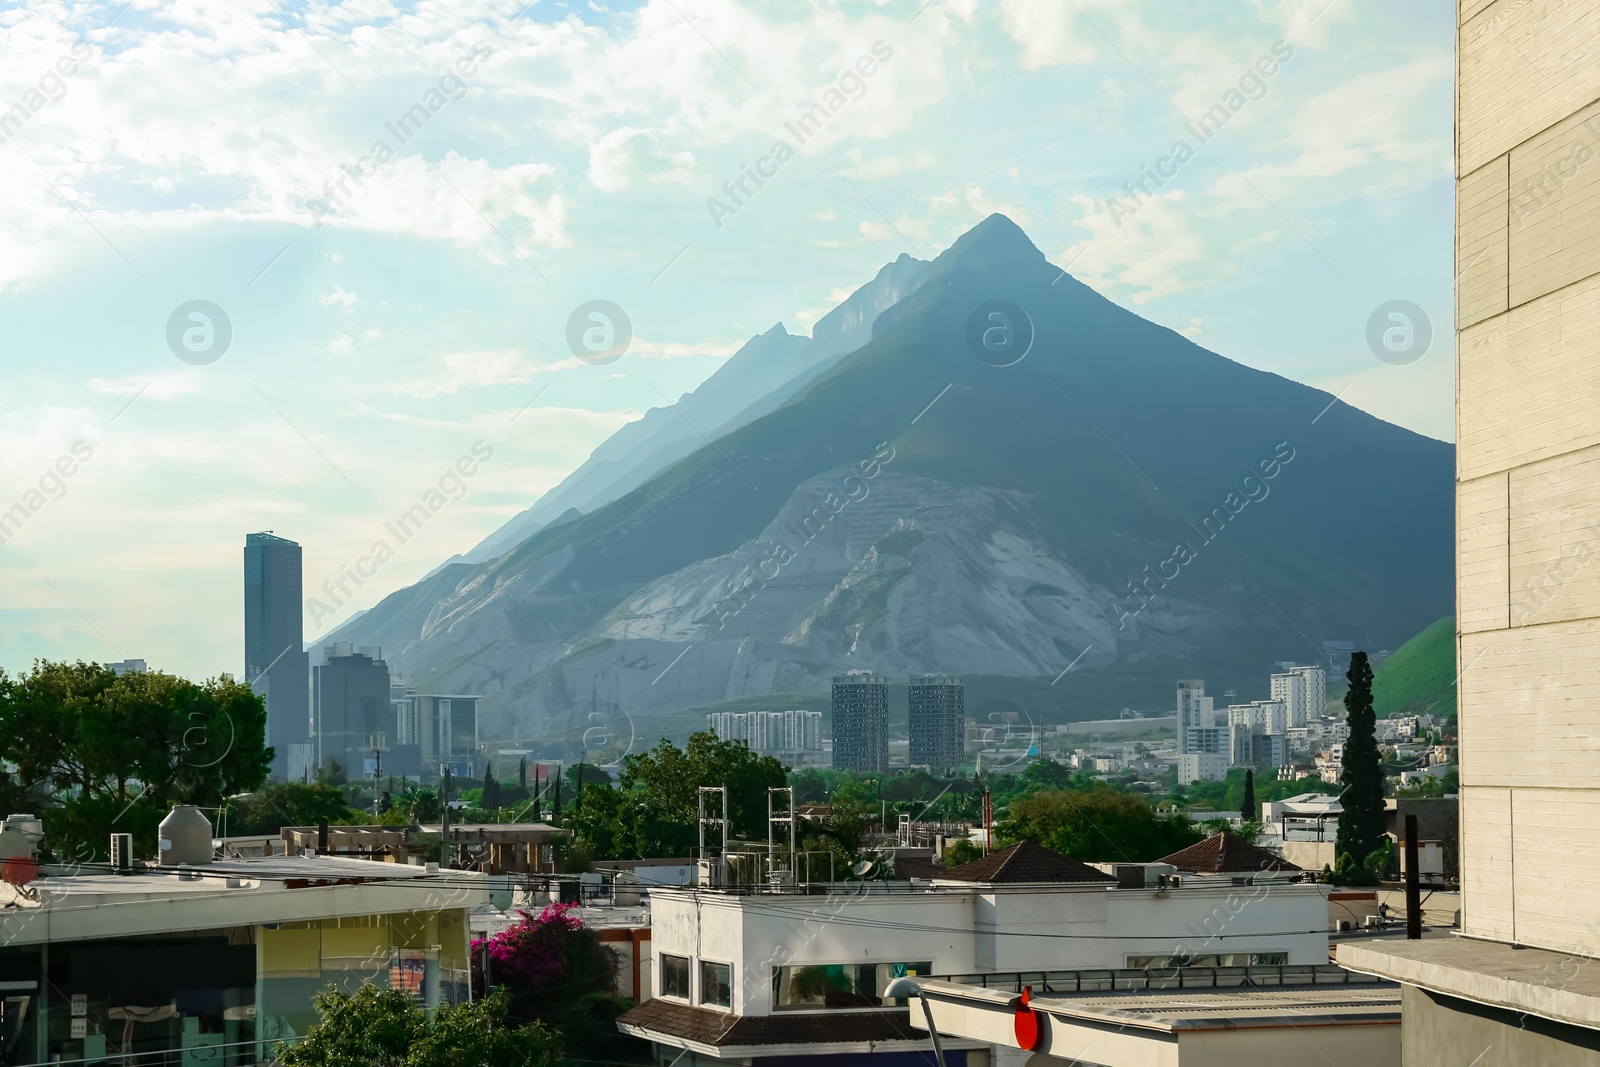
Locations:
851;859;875;878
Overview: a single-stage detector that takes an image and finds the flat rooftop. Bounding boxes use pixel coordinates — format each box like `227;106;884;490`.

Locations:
1340;936;1600;1030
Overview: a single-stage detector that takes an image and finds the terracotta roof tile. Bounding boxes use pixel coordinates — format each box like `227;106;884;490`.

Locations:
1158;832;1302;874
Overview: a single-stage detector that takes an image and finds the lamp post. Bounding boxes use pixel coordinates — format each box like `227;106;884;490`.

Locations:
884;978;947;1067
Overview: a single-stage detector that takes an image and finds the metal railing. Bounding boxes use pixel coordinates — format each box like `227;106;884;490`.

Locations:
933;964;1394;994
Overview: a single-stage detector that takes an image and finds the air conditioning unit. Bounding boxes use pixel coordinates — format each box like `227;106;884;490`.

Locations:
110;833;134;874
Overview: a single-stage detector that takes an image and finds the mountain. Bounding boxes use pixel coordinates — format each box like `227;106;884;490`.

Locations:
1374;617;1457;720
332;214;1454;747
457;254;934;563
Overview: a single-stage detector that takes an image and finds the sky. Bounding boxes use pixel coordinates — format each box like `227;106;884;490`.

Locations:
0;0;1456;682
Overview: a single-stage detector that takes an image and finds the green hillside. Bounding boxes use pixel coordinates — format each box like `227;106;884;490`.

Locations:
1373;616;1456;719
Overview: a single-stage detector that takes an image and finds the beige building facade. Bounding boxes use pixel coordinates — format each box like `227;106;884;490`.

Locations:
1342;1;1600;1062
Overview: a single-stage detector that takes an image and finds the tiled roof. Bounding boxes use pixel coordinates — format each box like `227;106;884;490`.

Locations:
616;999;919;1047
937;840;1116;884
1158;832;1303;874
894;855;944;880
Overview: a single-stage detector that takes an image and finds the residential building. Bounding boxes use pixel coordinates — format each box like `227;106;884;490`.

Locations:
1177;751;1229;782
1269;664;1325;727
1227;699;1288;736
908;674;964;772
1229;726;1287;770
830;671;888;771
617;840;1332;1067
707;710;823;758
244;531;310;780
0;825;484;1065
312;643;392;775
105;658;147;676
1175;679;1214;754
1185;725;1229;754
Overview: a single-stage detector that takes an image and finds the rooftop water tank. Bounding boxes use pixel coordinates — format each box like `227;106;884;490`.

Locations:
159;804;213;866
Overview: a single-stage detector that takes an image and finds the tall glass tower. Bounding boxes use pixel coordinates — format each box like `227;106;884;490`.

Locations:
244;531;309;779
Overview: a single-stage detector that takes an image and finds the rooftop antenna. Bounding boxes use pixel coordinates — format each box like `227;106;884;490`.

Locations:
768;786;796;885
698;785;728;885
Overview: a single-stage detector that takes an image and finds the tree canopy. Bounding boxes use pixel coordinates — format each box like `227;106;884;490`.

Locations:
1335;651;1387;880
277;985;560;1067
996;785;1203;862
0;660;271;860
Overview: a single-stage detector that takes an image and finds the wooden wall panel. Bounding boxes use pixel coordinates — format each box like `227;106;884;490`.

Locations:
1460;786;1515;943
1460;472;1510;632
1459;157;1509;328
1509;100;1600;307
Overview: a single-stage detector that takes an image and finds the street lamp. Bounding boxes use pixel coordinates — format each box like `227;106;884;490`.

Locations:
884;977;947;1067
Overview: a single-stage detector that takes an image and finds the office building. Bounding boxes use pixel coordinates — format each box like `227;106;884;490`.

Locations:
417;693;479;777
244;531;310;779
707;710;822;757
1185;726;1230;755
830;671;888;771
1342;5;1600;1062
908;674;964;772
312;642;391;775
1229;725;1287;770
1175;679;1215;754
106;658;147;676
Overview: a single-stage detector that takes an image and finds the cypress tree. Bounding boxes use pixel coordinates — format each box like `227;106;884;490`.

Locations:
1335;651;1387;870
1241;769;1256;823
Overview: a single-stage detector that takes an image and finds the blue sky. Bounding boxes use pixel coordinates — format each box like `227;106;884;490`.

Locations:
0;0;1455;681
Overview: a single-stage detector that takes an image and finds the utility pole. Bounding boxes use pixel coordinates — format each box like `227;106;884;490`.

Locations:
442;766;453;868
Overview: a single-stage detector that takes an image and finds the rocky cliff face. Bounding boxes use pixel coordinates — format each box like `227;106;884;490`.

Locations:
332;215;1454;743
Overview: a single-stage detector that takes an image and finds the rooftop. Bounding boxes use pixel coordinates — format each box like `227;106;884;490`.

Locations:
1159;832;1303;875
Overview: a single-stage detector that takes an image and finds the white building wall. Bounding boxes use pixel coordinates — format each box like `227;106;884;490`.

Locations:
646;882;1328;1017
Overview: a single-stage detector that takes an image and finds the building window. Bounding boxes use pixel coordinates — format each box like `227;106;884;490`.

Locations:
700;960;732;1008
1125;952;1288;969
661;954;691;999
771;961;933;1010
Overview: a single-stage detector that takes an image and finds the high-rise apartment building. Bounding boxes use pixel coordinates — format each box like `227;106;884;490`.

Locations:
707;710;823;757
1342;5;1600;1060
830;671;888;771
908;674;964;773
244;532;310;779
1227;699;1288;736
312;643;391;775
1175;679;1215;754
1270;664;1327;728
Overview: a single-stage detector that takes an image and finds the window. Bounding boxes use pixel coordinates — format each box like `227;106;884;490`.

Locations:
771;961;933;1010
700;960;732;1008
1124;952;1288;970
662;954;691;999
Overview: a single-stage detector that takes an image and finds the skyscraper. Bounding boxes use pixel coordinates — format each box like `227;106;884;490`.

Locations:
1175;679;1214;755
312;642;392;776
830;671;888;771
908;675;964;773
244;532;309;779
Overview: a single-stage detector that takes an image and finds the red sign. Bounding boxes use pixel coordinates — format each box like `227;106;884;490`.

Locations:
1013;986;1039;1050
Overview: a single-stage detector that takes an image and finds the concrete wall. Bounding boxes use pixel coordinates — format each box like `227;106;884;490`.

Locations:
647;884;1329;1017
1455;0;1600;958
1400;985;1600;1067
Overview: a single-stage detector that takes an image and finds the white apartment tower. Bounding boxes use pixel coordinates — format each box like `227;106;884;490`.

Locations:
1175;679;1215;754
1268;665;1325;727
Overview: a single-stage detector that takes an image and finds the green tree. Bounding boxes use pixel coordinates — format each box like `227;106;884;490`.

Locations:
482;765;500;810
1240;769;1256;822
0;662;270;860
996;786;1203;861
1336;652;1387;871
277;985;559;1067
620;732;786;846
228;783;361;836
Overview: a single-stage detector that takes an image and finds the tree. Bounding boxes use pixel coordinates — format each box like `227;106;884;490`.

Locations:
228;783;361;835
0;662;270;860
472;903;635;1062
1336;651;1387;871
1240;769;1256;822
620;732;787;846
518;757;527;789
482;765;500;810
996;786;1203;861
277;984;560;1067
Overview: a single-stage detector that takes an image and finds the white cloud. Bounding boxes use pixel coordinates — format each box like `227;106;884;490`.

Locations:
329;333;354;355
320;286;361;309
1000;0;1099;69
